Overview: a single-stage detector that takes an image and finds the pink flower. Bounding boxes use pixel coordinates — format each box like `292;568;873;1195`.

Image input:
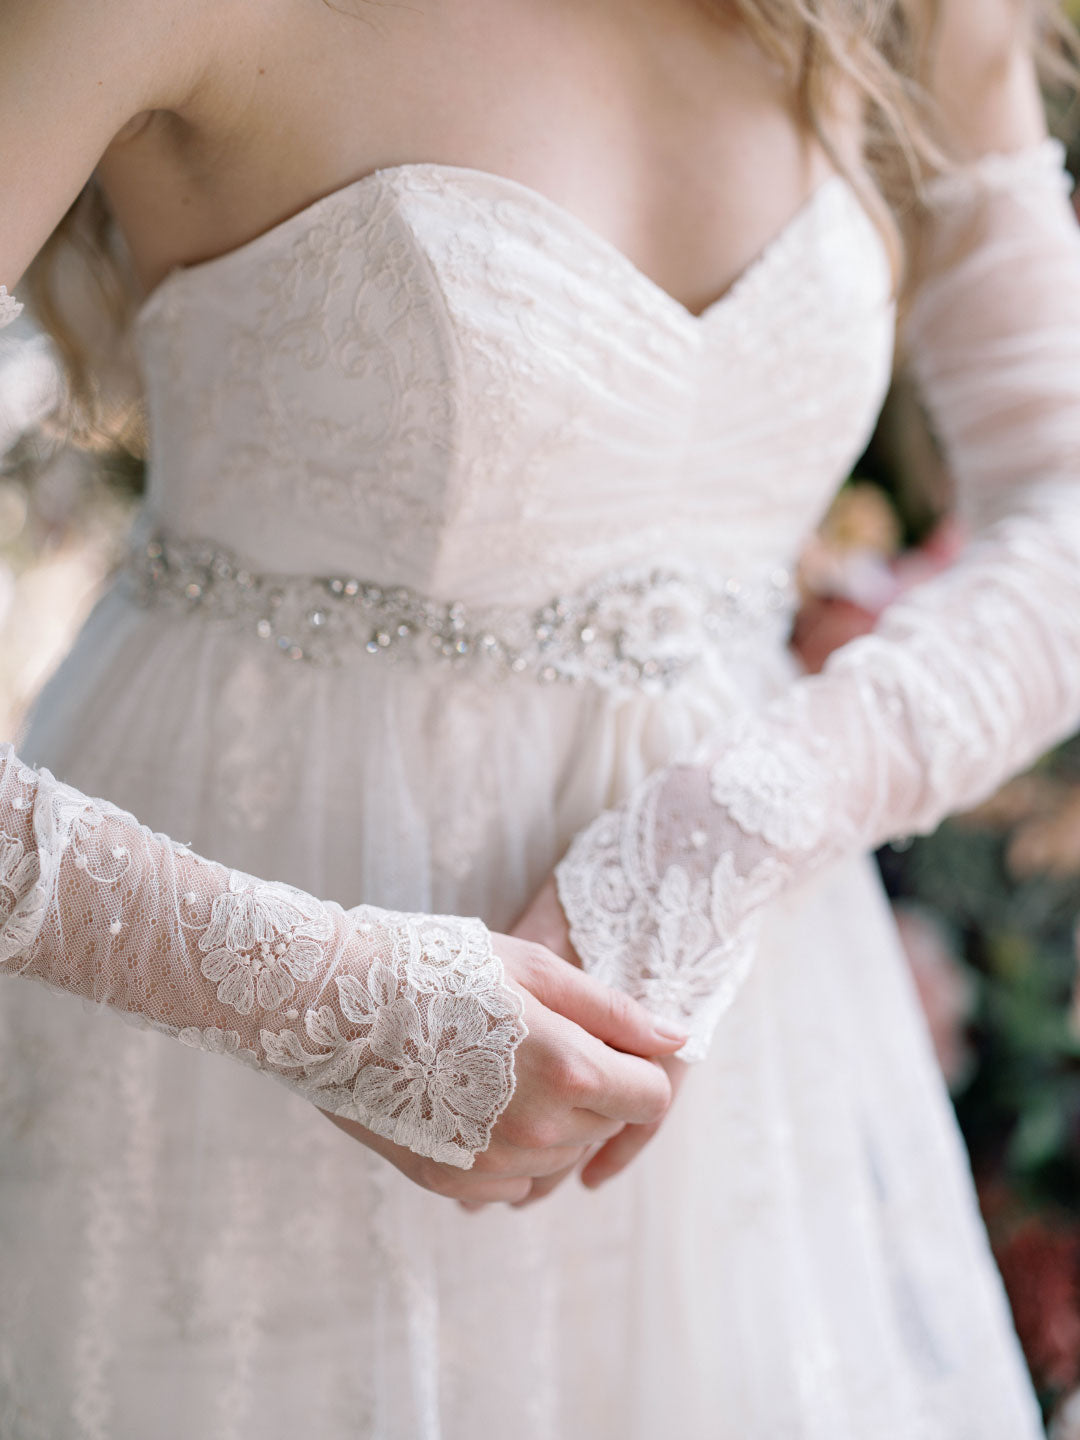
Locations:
792;514;969;674
791;596;877;674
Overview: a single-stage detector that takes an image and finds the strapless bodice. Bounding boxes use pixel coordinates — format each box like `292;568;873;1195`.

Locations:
133;162;896;610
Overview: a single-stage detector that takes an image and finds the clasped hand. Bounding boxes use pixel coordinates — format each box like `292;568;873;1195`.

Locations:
325;876;688;1205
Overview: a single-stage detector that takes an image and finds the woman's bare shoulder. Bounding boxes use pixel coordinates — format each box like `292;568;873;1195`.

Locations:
918;0;1049;155
0;0;239;284
9;0;216;81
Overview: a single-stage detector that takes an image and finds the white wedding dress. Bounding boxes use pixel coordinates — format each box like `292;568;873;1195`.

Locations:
0;141;1072;1440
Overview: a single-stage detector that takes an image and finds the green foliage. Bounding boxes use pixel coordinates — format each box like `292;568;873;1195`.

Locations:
879;756;1080;1214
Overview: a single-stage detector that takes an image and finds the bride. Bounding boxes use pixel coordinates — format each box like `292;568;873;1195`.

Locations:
2;0;1078;1433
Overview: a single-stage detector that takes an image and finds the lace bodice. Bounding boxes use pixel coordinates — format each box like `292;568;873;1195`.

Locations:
131;162;895;604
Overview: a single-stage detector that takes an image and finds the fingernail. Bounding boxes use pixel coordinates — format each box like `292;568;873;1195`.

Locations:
650;1016;689;1042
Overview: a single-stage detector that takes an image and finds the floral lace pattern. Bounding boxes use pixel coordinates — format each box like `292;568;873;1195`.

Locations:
557;142;1080;1059
555;710;833;1059
194;872;333;1014
0;830;38;924
0;286;22;328
132;161;895;611
261;922;526;1162
708;721;833;854
556;767;792;1062
0;744;526;1167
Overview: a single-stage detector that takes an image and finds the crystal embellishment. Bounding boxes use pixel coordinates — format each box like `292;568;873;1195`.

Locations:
123;532;796;692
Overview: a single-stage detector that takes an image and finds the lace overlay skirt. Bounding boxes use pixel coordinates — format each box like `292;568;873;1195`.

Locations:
0;583;1043;1440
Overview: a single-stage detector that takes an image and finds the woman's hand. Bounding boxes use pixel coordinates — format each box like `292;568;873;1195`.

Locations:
323;931;687;1204
505;872;690;1207
511;871;580;968
506;1051;690;1208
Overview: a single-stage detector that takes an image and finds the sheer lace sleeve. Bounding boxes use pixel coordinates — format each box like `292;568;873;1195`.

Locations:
0;287;23;327
0;744;526;1166
555;138;1080;1060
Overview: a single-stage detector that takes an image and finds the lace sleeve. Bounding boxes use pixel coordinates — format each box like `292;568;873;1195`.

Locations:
0;743;526;1166
0;287;23;328
555;138;1080;1061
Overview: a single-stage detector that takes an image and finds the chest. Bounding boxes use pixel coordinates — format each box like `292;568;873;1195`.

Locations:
98;0;866;314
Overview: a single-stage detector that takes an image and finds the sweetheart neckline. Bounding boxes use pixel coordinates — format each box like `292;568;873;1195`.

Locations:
134;160;866;329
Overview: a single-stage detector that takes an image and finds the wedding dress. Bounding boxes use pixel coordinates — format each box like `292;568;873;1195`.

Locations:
0;136;1069;1438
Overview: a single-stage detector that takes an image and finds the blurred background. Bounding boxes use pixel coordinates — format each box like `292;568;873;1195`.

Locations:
5;39;1080;1435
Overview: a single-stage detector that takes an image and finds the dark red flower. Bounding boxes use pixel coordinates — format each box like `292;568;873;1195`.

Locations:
994;1218;1080;1392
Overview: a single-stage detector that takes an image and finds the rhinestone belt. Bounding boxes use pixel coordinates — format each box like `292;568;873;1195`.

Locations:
122;533;796;693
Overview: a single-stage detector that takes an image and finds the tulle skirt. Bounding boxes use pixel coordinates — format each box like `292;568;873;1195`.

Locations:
0;581;1044;1439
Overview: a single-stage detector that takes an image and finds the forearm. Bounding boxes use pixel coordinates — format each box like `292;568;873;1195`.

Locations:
0;742;526;1166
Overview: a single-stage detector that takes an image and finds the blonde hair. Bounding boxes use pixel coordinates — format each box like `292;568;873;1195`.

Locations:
26;181;146;456
25;0;1080;454
724;1;1079;194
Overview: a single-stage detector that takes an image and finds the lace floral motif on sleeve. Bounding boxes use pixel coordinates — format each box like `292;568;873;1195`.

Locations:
0;287;23;328
557;139;1080;1061
0;745;526;1167
555;698;858;1061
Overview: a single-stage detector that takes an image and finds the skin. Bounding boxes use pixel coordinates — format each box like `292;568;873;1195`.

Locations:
0;0;1053;1204
324;936;687;1204
507;876;689;1209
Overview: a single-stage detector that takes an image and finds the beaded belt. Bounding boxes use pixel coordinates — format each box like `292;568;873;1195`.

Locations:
123;533;796;692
